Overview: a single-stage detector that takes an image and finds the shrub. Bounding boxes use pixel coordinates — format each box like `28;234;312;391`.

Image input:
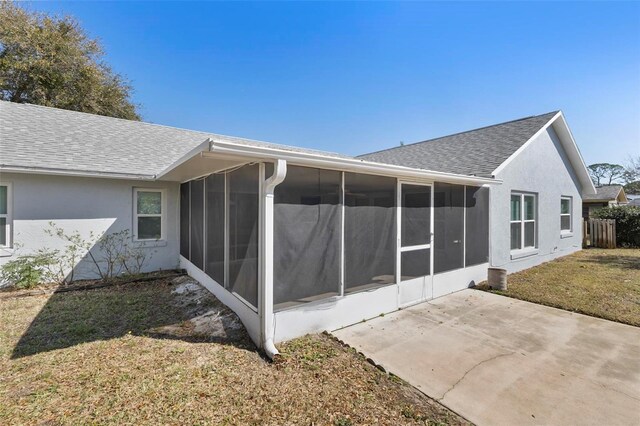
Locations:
1;225;155;289
0;250;60;289
593;205;640;247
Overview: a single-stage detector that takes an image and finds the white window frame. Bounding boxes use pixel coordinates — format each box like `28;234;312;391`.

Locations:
510;192;537;251
561;196;573;234
133;188;166;242
0;182;13;249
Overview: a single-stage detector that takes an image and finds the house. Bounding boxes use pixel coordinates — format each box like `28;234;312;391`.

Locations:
582;185;629;218
0;101;596;357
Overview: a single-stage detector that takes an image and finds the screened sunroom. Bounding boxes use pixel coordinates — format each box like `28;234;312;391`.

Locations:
171;138;496;356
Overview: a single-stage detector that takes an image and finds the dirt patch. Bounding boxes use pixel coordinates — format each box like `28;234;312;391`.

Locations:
149;276;247;343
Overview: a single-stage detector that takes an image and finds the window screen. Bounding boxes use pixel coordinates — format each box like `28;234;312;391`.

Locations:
205;174;225;285
136;191;162;240
511;193;537;250
0;185;7;247
510;194;521;250
228;164;259;307
434;183;464;274
561;197;572;231
179;182;190;258
274;166;341;309
344;173;396;293
465;186;489;266
190;179;204;269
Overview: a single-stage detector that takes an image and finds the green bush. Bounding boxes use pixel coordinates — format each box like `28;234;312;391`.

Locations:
0;251;60;289
593;205;640;247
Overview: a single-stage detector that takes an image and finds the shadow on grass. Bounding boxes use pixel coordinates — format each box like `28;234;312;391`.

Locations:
10;279;254;359
579;253;640;271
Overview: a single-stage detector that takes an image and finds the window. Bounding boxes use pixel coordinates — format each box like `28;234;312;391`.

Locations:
0;183;11;248
134;188;164;241
561;197;572;232
510;193;536;250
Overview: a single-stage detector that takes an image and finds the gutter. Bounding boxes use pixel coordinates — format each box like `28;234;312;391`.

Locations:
0;164;156;180
205;140;501;186
260;159;287;359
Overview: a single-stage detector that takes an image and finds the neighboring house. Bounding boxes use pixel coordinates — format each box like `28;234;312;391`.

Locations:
582;185;629;219
0;101;595;357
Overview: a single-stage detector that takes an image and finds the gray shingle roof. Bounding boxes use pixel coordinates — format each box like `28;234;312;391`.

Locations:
0;101;349;178
583;185;624;202
358;111;559;177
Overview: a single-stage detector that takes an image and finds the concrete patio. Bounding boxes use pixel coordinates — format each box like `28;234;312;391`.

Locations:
333;289;640;425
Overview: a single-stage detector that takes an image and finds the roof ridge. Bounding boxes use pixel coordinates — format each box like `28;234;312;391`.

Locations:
359;111;560;157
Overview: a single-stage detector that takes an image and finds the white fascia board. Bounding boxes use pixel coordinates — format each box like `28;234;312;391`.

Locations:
154;138;213;180
204;140;501;186
551;113;597;196
492;111;562;177
491;111;597;196
0;164;155;181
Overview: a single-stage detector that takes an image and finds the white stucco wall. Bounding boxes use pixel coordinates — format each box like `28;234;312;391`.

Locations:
0;173;180;280
490;124;584;273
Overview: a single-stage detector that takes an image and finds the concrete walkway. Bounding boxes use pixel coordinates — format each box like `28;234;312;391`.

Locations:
333;290;640;426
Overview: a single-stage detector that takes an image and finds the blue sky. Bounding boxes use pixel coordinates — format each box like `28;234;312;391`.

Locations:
30;1;640;166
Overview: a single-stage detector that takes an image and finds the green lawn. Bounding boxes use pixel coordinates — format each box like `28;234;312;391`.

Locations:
0;277;466;425
482;248;640;327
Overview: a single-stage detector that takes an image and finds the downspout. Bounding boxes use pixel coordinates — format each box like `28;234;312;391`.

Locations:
261;159;287;359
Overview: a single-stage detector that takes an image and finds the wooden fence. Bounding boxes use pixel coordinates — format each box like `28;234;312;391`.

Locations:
582;218;616;249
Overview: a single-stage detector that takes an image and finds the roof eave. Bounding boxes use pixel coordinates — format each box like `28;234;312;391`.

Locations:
0;164;156;180
203;139;501;186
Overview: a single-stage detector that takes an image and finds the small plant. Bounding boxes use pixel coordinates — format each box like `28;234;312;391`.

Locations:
0;251;58;289
1;223;156;289
96;229;155;279
45;222;99;283
334;417;352;426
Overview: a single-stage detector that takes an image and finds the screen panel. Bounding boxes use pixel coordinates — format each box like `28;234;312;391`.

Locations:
401;248;430;280
434;182;464;274
465;186;489;266
228;164;259;307
205;173;225;285
401;184;431;247
190;178;204;269
344;173;396;293
179;182;190;259
273;166;341;309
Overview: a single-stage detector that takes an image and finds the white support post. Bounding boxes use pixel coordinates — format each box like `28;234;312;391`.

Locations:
260;159;287;359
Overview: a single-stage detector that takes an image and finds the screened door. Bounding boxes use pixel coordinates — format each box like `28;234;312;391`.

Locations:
398;183;433;306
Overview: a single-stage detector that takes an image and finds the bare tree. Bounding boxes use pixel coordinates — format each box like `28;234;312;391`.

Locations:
588;163;626;186
624;155;640;183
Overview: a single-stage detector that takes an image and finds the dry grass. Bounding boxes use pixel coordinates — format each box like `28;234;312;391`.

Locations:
481;248;640;327
0;278;466;425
